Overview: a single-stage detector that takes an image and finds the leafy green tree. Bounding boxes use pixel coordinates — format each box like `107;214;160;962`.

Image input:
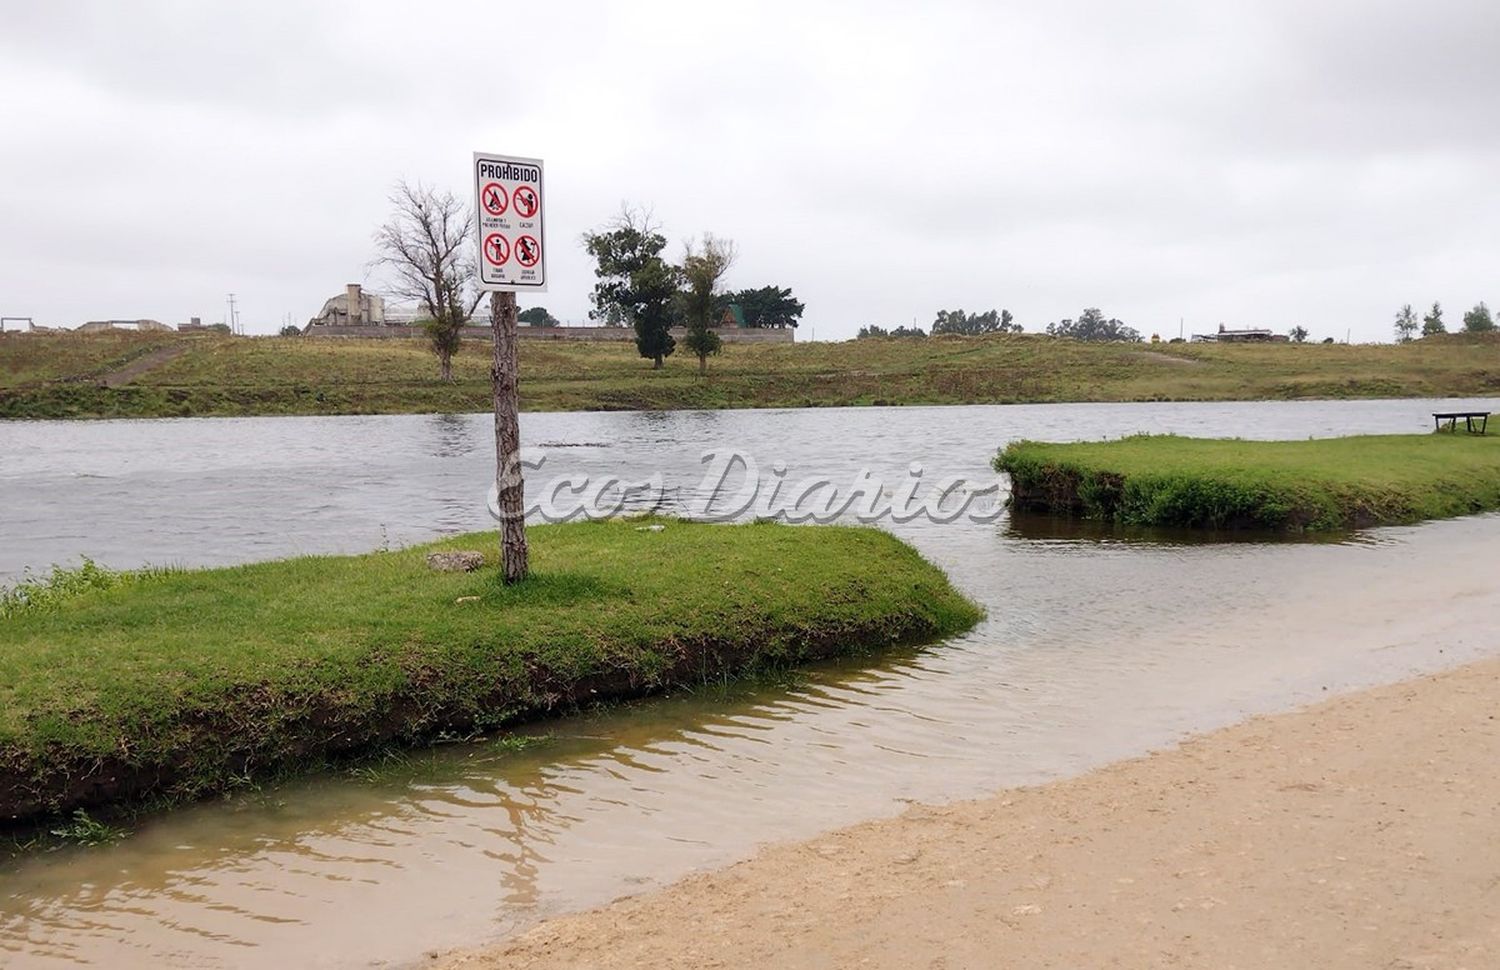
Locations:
681;234;737;373
1462;301;1495;333
583;207;678;367
518;306;560;327
1289;325;1309;343
278;324;302;337
1421;301;1446;336
716;286;804;328
583;206;665;328
632;259;679;368
1045;308;1141;342
1393;304;1419;343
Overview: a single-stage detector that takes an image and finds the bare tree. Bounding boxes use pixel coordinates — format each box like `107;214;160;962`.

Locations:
372;181;482;381
681;233;737;373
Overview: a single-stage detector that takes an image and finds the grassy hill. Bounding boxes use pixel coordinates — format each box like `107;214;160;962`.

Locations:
2;330;1498;419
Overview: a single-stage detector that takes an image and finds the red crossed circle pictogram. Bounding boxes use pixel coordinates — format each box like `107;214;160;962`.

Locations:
480;182;508;217
512;184;539;219
515;235;541;267
483;233;511;266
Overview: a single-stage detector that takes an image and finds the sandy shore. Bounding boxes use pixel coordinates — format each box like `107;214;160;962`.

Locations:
439;657;1500;969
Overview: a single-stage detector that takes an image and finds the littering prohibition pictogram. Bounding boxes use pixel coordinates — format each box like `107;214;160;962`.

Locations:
512;185;538;219
481;183;508;217
515;235;540;267
483;233;511;266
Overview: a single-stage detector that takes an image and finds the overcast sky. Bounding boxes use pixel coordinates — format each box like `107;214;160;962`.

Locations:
2;0;1497;341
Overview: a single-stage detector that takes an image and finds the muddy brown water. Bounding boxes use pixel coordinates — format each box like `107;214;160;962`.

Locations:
1;400;1498;968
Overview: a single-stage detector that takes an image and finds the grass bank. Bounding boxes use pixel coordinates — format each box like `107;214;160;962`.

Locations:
0;519;980;825
995;432;1500;531
3;330;1499;419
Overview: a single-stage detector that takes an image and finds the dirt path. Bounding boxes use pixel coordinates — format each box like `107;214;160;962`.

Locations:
439;657;1500;970
1134;349;1203;366
100;343;188;387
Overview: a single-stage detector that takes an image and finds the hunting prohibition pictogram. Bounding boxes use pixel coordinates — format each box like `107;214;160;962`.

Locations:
512;185;538;219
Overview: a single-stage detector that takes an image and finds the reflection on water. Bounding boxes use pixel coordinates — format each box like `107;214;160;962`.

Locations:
1;398;1498;969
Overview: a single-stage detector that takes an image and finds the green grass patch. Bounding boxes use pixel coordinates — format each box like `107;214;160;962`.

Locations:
995;432;1500;531
0;518;979;825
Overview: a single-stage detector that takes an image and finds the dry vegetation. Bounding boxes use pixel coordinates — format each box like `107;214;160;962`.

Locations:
2;330;1498;419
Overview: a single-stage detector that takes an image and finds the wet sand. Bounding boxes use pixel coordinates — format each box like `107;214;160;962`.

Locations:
439;656;1500;970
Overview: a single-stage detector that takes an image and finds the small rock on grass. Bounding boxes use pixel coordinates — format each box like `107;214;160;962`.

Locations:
426;551;485;573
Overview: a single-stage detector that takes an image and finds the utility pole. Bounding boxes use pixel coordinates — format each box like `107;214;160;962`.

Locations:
490;290;528;584
226;293;240;335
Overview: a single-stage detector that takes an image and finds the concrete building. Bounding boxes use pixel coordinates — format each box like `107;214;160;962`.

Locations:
1192;325;1288;344
307;284;387;329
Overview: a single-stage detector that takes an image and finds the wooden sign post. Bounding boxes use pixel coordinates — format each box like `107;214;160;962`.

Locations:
473;152;545;585
490;289;527;583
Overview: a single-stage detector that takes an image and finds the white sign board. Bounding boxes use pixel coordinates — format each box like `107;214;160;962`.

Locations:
473;152;546;292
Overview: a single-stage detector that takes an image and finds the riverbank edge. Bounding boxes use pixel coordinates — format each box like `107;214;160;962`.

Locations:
435;655;1500;970
5;383;1500;421
0;520;982;828
995;432;1500;531
4;329;1500;420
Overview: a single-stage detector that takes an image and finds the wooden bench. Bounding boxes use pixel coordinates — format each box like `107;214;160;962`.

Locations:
1433;411;1490;434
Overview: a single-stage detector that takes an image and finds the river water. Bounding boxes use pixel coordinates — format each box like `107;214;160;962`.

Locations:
2;400;1498;968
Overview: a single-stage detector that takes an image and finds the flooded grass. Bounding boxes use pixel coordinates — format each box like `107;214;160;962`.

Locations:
0;518;980;827
997;431;1500;530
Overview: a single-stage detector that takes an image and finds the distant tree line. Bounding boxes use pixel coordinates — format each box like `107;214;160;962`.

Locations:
858;307;1143;342
1045;308;1140;342
517;306;560;327
857;324;928;338
1393;301;1493;342
580;207;805;370
933;308;1021;335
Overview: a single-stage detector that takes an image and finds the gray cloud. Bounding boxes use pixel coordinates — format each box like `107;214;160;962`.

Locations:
1;0;1496;341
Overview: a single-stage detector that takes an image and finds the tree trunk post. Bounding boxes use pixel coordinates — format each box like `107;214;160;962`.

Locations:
490;290;528;584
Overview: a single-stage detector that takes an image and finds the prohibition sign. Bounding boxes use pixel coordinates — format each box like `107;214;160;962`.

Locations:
512;184;539;219
515;235;541;268
480;182;508;217
483;232;511;267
